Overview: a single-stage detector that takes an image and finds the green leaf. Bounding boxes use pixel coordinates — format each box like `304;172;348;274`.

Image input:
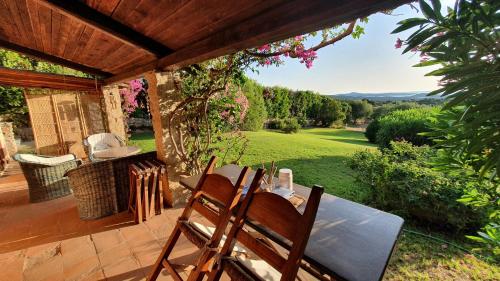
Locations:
392;18;429;33
430;0;441;13
420;0;437;20
414;60;440;67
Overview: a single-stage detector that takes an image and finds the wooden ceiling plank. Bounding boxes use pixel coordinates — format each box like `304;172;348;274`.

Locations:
104;61;157;84
130;0;188;38
4;0;34;48
0;0;17;39
85;0;121;16
166;0;285;49
14;0;38;49
91;40;125;70
0;67;103;91
62;21;85;59
37;0;173;56
26;0;45;51
51;9;63;57
68;25;95;62
37;3;52;53
0;38;112;77
104;49;155;74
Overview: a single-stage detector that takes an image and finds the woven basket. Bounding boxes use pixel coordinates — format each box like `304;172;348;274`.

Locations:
15;154;80;203
66;160;118;220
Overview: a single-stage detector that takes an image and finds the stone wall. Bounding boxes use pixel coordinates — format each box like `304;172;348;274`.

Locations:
0;122;17;156
128;117;152;130
145;71;191;207
102;86;127;141
0;126;9;169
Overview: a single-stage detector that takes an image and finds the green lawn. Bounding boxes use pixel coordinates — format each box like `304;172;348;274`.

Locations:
130;129;499;280
240;128;376;202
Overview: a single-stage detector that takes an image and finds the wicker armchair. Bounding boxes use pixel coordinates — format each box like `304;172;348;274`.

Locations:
84;133;125;161
65;160;119;220
14;153;81;203
65;151;158;219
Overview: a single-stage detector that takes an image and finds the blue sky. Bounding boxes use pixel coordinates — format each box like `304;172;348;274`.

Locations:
246;1;456;94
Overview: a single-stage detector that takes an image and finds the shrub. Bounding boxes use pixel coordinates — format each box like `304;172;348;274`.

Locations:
281;118;300;134
376;107;439;148
364;119;379;143
267;119;284;130
348;141;486;231
241;80;267;131
371;102;422;120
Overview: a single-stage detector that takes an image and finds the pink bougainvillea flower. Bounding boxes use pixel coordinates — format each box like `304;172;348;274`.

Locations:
258;44;271;52
394;38;403;49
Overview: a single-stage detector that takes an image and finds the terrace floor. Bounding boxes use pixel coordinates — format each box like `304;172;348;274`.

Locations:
0;162;212;281
0;162;317;281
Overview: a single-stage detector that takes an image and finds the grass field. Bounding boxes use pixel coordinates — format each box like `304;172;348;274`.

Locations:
129;129;499;280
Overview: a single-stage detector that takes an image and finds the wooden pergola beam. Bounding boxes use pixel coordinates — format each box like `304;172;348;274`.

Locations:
105;0;411;85
0;39;111;78
0;67;103;91
38;0;173;57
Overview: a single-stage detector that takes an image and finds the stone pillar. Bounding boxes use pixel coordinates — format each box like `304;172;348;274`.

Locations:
144;71;190;207
0;122;17;157
0;126;9;170
102;86;127;141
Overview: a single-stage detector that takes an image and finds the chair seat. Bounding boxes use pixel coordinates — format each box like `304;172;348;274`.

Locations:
190;222;247;254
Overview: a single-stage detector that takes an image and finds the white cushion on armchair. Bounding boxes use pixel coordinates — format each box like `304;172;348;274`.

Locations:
85;133;125;160
16;154;76;166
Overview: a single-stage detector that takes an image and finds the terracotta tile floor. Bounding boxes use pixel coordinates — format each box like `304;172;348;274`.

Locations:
0;162;316;281
0;162;207;281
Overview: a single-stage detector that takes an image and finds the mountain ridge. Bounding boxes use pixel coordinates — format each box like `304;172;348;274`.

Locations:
328;91;442;101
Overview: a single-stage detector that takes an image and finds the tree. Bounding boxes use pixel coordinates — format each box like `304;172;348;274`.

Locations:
348;100;373;122
263;87;291;119
315;98;346;127
394;0;499;257
241;78;267;131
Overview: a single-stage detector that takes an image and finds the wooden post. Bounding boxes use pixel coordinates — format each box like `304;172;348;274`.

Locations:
144;71;190;208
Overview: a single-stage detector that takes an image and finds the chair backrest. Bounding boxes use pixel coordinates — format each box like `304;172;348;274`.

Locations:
213;182;324;281
65;160;118;219
14;153;76;166
179;156;254;248
85;133;123;151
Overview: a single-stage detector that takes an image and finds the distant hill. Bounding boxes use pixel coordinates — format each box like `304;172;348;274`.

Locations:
329;92;443;102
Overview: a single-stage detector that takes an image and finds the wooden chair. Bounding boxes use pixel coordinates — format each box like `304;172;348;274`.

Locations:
207;182;324;281
148;157;264;281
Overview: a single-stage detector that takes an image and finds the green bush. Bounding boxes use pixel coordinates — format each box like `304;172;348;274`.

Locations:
281;118;300;134
267;119;285;130
348;141;486;231
241;79;267;131
376;107;439;148
371;102;422;120
364;119;379;143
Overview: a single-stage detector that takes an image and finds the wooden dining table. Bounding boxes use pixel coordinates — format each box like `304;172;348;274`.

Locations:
180;164;404;281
